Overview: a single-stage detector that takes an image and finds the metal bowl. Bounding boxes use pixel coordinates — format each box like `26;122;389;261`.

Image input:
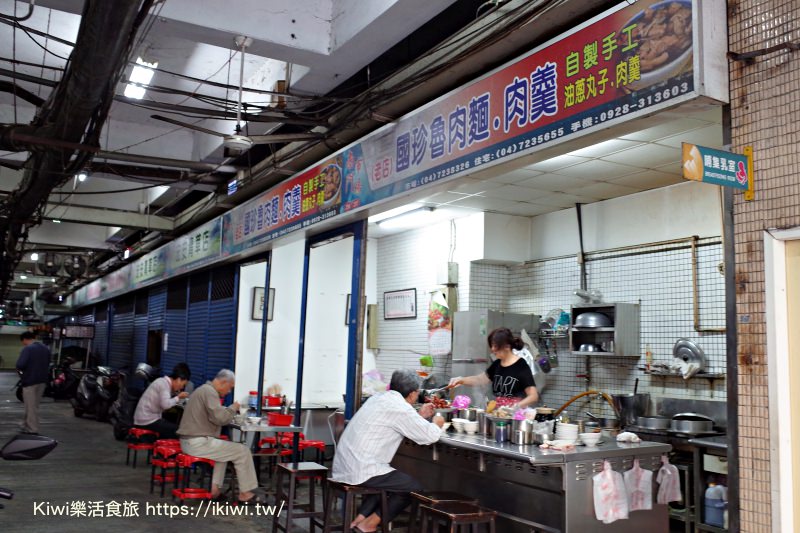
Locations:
579;343;601;352
574;312;612;328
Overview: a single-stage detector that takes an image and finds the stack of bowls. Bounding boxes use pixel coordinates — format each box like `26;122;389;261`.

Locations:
451;418;467;433
439;422;451;434
464;420;479;434
555;422;579;443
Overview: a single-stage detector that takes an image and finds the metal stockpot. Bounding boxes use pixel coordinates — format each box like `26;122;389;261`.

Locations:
457;408;478;421
611;393;650;427
433;407;455;422
637;415;671;430
477;411;490;436
671;413;714;434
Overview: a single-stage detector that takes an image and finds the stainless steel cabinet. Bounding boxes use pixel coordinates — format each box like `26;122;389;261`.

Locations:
570;303;640;357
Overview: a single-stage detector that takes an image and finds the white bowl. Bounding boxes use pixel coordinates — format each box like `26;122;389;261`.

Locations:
464;421;479;434
440;422;451;433
580;432;602;447
452;418;466;433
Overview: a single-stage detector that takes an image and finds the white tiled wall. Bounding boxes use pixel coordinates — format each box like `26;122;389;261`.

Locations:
373;221;471;382
470;238;727;418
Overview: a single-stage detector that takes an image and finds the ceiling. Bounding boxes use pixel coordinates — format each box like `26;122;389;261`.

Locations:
0;0;465;314
0;0;723;318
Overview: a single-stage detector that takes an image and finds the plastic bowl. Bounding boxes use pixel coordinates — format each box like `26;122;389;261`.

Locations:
464;420;479;434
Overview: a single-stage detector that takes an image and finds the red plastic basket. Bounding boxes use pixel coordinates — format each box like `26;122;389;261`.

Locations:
265;395;282;406
267;413;293;426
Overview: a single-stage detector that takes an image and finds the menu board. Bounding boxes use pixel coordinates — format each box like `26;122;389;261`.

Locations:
62;325;95;339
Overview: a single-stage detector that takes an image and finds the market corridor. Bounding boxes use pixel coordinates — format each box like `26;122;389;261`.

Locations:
0;371;284;533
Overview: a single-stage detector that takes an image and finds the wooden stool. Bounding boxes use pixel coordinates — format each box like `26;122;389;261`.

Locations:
408;492;479;533
322;480;389;533
419;501;497;533
272;461;328;533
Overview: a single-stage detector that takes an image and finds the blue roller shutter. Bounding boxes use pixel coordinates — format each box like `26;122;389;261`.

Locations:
148;285;166;331
133;293;148;365
94;320;108;365
186;272;210;383
206;265;237;383
162;279;187;373
108;296;135;370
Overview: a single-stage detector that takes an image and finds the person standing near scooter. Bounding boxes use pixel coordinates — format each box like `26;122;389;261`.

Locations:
16;331;51;435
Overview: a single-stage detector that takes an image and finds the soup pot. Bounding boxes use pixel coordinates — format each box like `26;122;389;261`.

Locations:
671;413;714;434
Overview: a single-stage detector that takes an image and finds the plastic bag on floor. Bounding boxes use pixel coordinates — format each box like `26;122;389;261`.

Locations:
624;458;653;511
656;455;682;504
593;460;629;524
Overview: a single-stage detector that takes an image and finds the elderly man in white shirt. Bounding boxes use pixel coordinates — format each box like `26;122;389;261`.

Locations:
133;363;191;439
332;368;444;533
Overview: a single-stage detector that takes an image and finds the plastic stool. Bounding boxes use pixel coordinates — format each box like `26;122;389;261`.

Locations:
272;462;327;533
150;444;182;497
171;454;215;504
322;479;389;533
126;428;159;468
418;501;497;533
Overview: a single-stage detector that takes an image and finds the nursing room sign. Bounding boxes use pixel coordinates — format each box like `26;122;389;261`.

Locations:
682;143;752;190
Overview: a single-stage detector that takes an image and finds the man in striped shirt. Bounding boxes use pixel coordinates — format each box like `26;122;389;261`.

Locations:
332;369;443;532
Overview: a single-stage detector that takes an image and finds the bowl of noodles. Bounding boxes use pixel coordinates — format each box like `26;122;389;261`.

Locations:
320;164;342;207
621;0;693;90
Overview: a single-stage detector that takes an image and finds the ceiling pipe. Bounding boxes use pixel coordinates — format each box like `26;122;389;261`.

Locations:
0;0;155;299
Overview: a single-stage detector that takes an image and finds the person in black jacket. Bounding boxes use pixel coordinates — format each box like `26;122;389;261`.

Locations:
16;331;52;435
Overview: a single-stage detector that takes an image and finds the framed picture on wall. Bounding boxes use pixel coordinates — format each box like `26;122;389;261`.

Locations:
384;288;416;319
252;287;275;321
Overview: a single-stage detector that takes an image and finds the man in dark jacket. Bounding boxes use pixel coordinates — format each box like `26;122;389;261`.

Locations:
16;331;51;434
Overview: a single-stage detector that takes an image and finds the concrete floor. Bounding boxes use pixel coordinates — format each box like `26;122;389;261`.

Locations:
0;371;325;533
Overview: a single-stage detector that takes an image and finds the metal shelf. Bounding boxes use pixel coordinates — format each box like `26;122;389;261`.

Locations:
571;351;640;357
570;326;615;332
639;368;726;379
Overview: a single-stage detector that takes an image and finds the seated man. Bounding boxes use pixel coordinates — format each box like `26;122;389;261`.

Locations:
133;363;191;439
177;369;262;504
332;368;443;533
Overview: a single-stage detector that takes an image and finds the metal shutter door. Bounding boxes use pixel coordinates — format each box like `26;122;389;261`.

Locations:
133;313;148;365
109;311;135;370
162;309;187;373
206;298;235;382
148;285;166;331
206;265;237;384
94;320;108;365
186;301;210;382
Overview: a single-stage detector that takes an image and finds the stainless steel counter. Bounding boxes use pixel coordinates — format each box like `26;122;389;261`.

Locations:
393;432;671;533
440;432;670;464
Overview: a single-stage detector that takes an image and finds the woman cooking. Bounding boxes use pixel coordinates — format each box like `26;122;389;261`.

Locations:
449;327;539;409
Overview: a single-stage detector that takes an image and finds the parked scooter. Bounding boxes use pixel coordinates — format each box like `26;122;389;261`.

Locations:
109;363;158;440
44;358;80;400
70;366;121;421
0;434;58;509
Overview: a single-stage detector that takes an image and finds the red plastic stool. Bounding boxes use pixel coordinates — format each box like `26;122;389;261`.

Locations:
150;444;182;497
299;440;327;463
126;428;159;468
171;454;215;504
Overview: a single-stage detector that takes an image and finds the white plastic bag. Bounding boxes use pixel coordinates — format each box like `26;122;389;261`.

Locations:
624;458;653;511
656;455;683;504
593;460;629;524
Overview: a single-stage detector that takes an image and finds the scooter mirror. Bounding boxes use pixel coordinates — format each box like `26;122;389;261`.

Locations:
1;434;58;461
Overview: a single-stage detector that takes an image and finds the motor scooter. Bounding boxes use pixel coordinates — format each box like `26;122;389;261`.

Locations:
109;363;158;440
71;366;121;421
0;434;58;509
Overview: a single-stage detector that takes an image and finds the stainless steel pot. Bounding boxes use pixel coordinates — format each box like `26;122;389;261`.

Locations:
477;411;490;436
585;411;620;429
457;408;478;421
637;415;671;430
611;393;650;427
511;418;531;435
671;412;714;434
433;407;455;422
